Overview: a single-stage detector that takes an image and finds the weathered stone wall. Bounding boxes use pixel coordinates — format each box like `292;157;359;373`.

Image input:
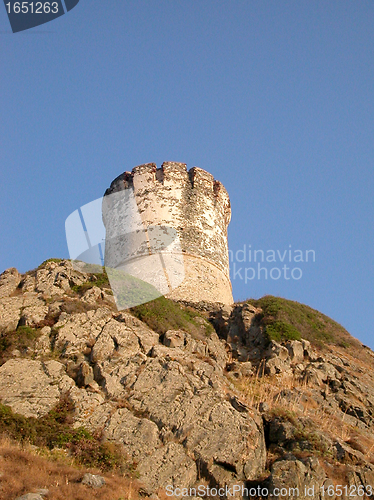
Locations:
103;162;233;304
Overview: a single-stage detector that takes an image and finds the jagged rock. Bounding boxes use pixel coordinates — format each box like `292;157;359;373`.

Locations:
149;344;223;388
286;340;304;363
137;443;197;495
0;267;21;298
164;330;185;348
265;356;291;375
35;260;89;297
265;341;290;361
0;291;53;333
226;303;266;354
0;296;23;332
129;356;266;482
268;417;296;443
104;407;161;461
268;457;326;500
333;439;367;465
220;303;234;319
76;361;94;387
337;396;370;425
91;318;141;362
206;332;228;369
81;473;106;488
94;353;147;398
19;274;37;292
227;361;253;378
115;311;160;355
34;326;52;355
183;333;208;356
54;307;113;356
69;385;114;431
303;361;339;386
303;366;324;386
19;301;49;327
317;361;340;379
0;359;74;418
81;286;104;304
301;339;313;359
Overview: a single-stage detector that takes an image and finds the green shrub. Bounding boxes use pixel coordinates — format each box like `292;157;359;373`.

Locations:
0;397;124;471
0;325;42;365
105;268;161;309
130;296;214;337
265;321;301;342
247;295;355;350
70;270;110;295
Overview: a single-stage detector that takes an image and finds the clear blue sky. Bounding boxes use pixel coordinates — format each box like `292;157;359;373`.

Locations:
1;2;373;347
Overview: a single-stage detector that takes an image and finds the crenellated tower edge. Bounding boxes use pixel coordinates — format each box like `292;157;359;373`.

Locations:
103;162;233;304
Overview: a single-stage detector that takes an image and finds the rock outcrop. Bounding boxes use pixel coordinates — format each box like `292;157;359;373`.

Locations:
1;260;374;498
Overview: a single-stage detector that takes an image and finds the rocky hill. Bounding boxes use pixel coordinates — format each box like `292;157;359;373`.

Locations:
0;259;374;499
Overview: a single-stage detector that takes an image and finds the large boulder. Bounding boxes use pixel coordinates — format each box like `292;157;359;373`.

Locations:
0;296;23;333
34;260;89;296
54;307;113;356
0;359;74;418
104;407;161;461
0;292;50;334
137;443;197;495
286;340;305;363
91;318;141;362
0;267;21;298
129;356;266;483
267;457;326;500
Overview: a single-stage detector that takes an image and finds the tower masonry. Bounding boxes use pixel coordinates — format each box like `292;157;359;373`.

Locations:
103;162;233;304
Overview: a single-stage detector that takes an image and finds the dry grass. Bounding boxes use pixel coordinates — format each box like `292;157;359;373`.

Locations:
233;368;374;464
233;364;307;413
0;436;141;500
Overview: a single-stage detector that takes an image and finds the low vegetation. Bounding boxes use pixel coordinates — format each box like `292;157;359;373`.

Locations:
131;296;214;337
0;325;42;366
70;270;111;295
0;397;126;472
0;436;140;500
248;295;357;349
234;372;374;466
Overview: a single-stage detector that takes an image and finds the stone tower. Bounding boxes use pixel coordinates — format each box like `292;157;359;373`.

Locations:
103;162;233;304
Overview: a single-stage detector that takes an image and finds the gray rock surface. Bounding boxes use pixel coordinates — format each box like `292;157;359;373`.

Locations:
137;443;197;495
105;407;161;461
0;359;74;418
128;356;266;482
0;267;21;298
268;457;326;500
1;261;374;496
81;472;106;488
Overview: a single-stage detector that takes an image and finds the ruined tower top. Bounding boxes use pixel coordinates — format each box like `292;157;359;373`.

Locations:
103;162;233;304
